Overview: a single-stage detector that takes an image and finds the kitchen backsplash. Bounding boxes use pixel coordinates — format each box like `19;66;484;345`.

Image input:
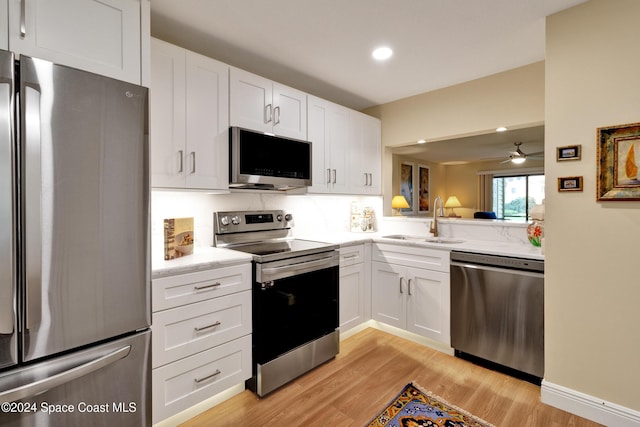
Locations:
151;191;383;260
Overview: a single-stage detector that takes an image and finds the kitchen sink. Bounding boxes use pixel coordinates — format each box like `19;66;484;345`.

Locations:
381;235;464;244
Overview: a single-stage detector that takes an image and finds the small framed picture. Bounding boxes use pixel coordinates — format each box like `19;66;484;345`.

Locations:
556;145;582;161
558;176;583;192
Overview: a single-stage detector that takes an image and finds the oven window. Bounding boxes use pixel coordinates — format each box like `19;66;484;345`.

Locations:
252;266;338;364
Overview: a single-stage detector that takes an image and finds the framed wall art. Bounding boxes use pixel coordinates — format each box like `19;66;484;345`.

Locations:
400;162;414;213
596;122;640;201
418;165;430;213
557;144;582;161
558;176;583;192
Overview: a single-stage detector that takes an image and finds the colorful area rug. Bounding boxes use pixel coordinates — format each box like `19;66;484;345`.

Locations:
366;382;495;427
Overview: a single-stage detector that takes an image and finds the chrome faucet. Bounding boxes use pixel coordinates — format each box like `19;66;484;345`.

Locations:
429;195;444;237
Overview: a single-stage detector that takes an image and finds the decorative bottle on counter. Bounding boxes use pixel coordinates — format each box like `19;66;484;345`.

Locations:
527;201;545;247
527;221;544;247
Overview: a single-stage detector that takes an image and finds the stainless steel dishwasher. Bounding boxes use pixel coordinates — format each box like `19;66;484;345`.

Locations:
450;250;544;381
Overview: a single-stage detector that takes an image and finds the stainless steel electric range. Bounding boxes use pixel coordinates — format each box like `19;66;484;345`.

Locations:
213;210;339;396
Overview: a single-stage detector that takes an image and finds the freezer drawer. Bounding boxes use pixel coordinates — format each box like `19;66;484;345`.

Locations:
0;330;151;427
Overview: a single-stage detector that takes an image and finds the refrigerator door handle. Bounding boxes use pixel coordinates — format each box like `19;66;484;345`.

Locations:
0;345;131;403
23;85;43;331
0;54;15;339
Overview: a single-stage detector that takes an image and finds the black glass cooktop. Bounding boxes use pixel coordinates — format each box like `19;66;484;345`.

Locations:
229;239;337;262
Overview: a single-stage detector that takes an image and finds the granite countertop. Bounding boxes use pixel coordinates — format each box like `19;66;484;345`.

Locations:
152;246;253;278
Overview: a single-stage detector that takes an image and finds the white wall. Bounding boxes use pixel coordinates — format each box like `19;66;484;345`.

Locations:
544;0;640;413
366;61;545;215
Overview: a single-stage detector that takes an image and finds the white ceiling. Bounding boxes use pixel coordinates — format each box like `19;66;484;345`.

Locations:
149;0;587;163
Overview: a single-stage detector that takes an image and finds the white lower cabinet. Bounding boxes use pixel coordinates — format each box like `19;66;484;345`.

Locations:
151;263;252;424
371;244;450;345
339;244;370;332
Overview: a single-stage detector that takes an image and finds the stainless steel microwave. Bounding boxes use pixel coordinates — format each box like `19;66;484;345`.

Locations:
229;127;312;190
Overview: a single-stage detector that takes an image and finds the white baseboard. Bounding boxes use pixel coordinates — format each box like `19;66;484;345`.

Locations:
541;380;640;427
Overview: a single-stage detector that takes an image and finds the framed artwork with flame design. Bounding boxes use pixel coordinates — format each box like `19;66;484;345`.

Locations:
597;122;640;201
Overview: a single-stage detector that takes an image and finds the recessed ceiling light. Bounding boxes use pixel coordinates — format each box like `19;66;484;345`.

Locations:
417;139;426;144
496;127;507;132
372;47;393;61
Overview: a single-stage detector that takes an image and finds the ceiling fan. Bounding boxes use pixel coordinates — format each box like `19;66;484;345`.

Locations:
502;141;543;164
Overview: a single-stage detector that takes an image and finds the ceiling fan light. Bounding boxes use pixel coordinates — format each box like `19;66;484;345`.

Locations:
511;157;526;164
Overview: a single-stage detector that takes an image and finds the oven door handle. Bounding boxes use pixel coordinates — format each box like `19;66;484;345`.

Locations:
258;253;339;282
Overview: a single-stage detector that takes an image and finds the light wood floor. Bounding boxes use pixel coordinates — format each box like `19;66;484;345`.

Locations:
180;327;602;427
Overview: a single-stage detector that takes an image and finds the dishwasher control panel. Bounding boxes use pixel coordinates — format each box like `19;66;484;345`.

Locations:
450;250;544;273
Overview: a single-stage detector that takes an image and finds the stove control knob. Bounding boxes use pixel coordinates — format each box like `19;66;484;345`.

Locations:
231;215;241;225
284;213;293;222
276;214;283;222
220;216;230;226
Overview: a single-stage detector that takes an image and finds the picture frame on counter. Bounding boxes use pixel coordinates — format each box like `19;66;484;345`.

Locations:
596;122;640;201
556;144;582;161
558;176;583;192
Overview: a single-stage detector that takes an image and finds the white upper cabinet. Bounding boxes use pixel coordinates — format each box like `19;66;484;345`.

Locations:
230;67;307;140
307;95;349;193
348;111;381;194
8;0;145;85
308;95;382;195
0;1;7;50
150;38;229;190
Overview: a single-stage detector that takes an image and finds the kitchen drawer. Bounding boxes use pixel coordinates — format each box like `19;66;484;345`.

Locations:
373;243;450;272
339;244;365;267
152;290;251;368
152;334;252;424
152;263;251;311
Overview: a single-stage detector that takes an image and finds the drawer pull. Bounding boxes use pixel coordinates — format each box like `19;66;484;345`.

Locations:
342;254;358;259
194;321;221;332
194;282;221;291
194;369;221;384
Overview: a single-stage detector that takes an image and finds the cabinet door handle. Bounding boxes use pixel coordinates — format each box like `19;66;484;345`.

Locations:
332;169;337;184
190;151;196;174
399;277;405;294
20;0;26;38
264;103;272;124
194;321;221;332
274;106;280;125
178;150;184;173
326;168;331;184
368;173;372;186
408;278;413;296
194;282;221;291
194;369;221;384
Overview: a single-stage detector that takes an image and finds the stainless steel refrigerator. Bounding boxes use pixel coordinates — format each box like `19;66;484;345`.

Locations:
0;50;151;426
